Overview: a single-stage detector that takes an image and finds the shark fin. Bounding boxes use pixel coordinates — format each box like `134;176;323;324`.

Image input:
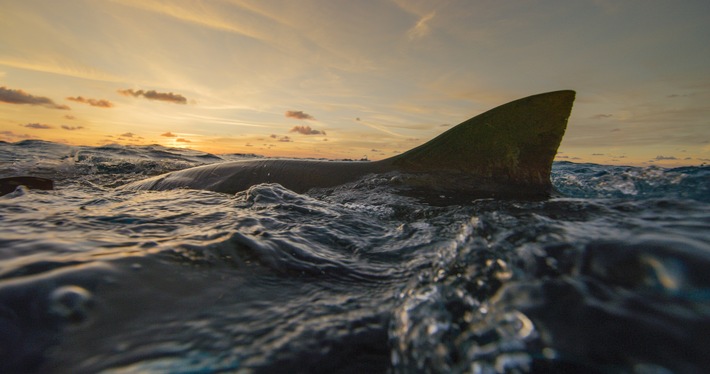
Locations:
385;90;575;197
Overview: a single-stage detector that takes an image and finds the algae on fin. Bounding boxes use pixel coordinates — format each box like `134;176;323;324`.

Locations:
386;90;575;196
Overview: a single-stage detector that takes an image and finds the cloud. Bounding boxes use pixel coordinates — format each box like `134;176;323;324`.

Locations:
176;138;191;143
118;132;144;142
408;11;436;39
285;110;315;120
0;130;33;141
61;125;84;131
654;155;678;160
274;135;292;142
590;113;613;119
20;123;54;129
65;115;77;120
67;96;114;108
0;86;70;110
117;89;187;104
667;93;695;98
161;131;177;137
290;125;326;135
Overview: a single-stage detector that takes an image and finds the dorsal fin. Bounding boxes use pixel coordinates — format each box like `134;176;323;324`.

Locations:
382;90;575;195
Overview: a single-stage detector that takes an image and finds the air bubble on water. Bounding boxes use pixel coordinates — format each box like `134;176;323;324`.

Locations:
494;352;532;373
49;285;94;325
495;259;513;281
542;347;557;359
640;254;685;293
504;311;535;340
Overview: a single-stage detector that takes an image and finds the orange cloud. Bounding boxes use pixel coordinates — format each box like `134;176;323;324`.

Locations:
290;125;326;135
270;134;292;142
654;155;678;160
0;130;33;141
20;123;54;129
161;131;177;137
61;125;84;131
67;96;114;108
118;89;187;104
0;86;70;110
285;110;315;120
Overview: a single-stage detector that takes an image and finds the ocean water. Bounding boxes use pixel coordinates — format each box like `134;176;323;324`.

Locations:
1;140;709;374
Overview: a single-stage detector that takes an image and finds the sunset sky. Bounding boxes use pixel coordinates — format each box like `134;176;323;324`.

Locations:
1;0;709;166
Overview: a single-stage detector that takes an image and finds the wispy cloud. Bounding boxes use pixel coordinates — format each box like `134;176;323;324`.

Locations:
270;134;292;142
118;89;187;104
0;86;70;110
408;11;436;39
590;113;613;119
114;0;268;42
67;96;114;108
0;130;33;141
0;57;123;83
117;132;144;142
161;131;177;137
290;125;326;135
354;118;406;138
61;125;84;131
667;93;695;98
654;155;678;161
176;138;191;143
168;113;271;128
285;110;315;120
20;123;54;129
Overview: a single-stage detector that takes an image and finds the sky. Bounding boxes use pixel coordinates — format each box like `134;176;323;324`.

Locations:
1;0;709;166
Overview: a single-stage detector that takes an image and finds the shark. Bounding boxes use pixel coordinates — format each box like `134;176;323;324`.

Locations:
1;90;574;199
120;90;575;199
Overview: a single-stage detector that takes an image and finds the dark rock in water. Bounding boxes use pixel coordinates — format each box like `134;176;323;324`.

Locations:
0;176;54;196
